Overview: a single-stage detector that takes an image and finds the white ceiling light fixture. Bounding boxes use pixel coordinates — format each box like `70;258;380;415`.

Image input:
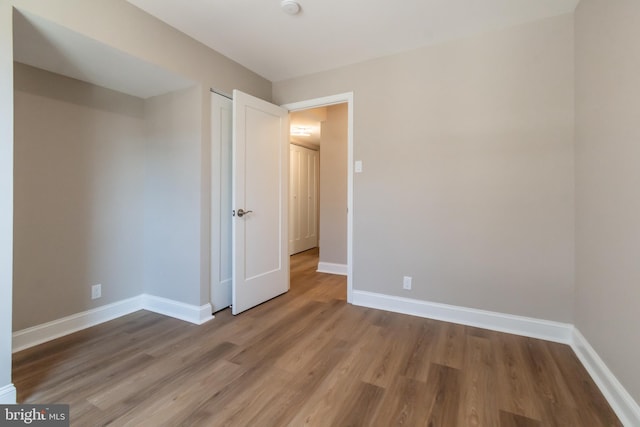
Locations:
280;0;301;15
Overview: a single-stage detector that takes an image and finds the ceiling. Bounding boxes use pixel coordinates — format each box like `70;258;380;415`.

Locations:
13;10;195;99
127;0;579;82
290;107;327;147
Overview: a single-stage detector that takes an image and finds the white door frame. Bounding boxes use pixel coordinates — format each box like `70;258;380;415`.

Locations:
210;91;233;312
282;93;354;304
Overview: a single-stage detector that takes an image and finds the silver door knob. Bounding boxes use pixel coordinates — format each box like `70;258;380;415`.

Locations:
237;208;253;217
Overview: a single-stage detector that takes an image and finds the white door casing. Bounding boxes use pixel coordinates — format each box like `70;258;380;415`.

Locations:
232;90;289;315
210;92;233;312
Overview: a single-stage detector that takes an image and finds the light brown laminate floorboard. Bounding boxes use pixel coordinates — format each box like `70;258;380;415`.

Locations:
13;248;621;426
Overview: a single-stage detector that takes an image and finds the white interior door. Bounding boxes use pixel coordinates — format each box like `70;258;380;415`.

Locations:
232;90;289;315
210;92;233;312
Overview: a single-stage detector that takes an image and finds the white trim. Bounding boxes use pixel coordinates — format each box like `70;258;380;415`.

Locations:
12;295;144;353
141;294;214;325
12;294;214;352
210;92;233;313
283;93;352;110
316;262;348;276
0;384;16;404
571;329;640;427
282;92;354;303
352;290;572;344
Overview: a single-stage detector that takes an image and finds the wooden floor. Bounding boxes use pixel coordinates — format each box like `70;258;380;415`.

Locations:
13;248;620;426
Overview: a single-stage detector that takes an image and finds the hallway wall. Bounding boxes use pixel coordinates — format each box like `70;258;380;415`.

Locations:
319;104;348;266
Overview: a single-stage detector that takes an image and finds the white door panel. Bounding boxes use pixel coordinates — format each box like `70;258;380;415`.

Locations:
232;90;289;315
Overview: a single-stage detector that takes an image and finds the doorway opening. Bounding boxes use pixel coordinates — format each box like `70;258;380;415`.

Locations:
209;92;354;313
288;104;348;280
283;93;354;303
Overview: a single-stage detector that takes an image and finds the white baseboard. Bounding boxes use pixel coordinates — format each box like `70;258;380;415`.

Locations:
571;329;640;427
352;290;640;426
0;384;16;404
12;296;144;353
141;294;214;325
352;290;572;344
10;287;638;426
317;262;348;276
12;294;214;352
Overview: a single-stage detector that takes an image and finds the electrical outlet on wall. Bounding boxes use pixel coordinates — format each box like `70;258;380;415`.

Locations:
403;276;412;290
91;284;102;300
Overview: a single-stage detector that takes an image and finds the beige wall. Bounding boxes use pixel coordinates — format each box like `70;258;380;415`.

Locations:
274;14;575;322
1;0;272;397
144;86;202;305
319;104;348;265
4;0;272;312
13;66;205;327
575;0;640;403
13;64;146;330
